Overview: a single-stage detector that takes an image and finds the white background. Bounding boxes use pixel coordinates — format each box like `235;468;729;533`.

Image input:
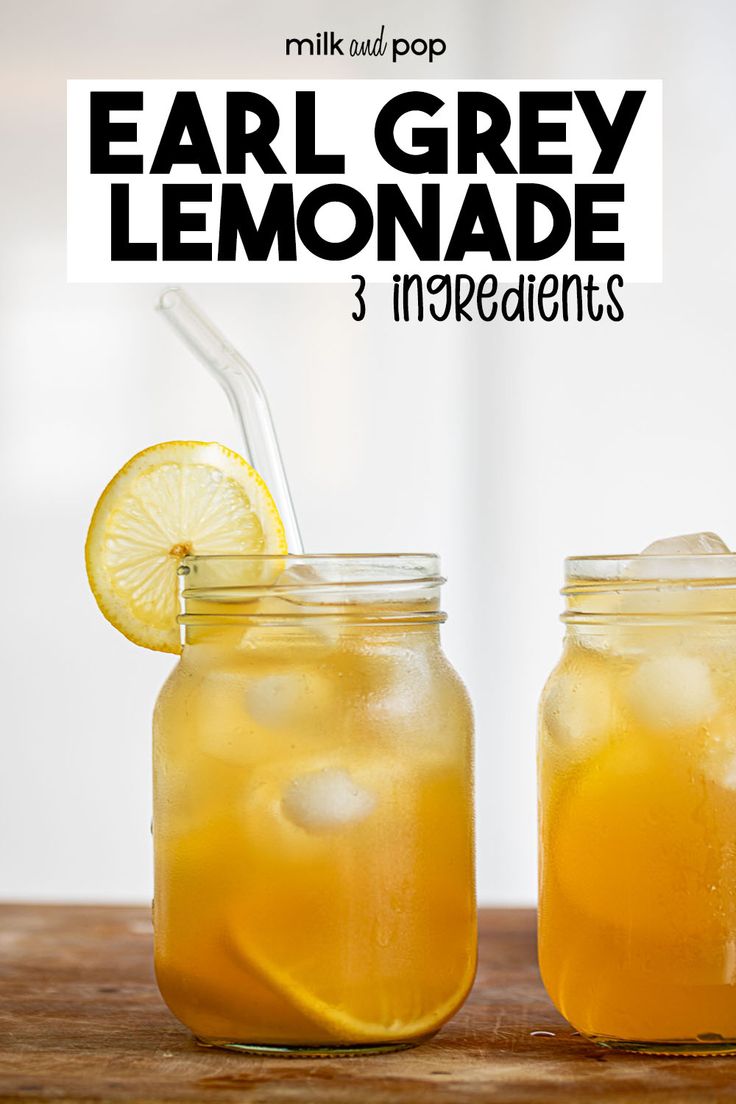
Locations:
1;0;735;906
67;78;662;282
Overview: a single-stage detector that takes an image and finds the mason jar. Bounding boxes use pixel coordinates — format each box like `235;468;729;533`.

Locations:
153;553;476;1055
539;552;736;1054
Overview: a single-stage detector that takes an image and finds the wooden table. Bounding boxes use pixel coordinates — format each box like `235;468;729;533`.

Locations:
1;905;734;1102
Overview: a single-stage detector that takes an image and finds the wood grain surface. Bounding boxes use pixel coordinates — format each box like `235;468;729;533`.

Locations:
0;904;735;1102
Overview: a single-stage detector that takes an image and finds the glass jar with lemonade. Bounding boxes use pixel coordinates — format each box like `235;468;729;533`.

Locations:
86;441;476;1055
539;533;736;1054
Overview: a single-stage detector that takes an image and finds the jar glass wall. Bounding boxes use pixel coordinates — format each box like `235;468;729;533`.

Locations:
538;553;736;1055
153;554;476;1055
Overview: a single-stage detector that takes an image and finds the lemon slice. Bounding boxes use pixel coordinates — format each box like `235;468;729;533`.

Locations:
228;926;469;1044
219;756;475;1045
85;441;286;653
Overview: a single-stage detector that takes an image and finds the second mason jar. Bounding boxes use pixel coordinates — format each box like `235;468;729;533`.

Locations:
153;554;476;1055
539;552;736;1054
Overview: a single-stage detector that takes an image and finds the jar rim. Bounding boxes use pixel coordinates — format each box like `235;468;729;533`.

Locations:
179;552;444;587
182;551;439;565
566;553;736;584
178;552;446;628
563;554;736;625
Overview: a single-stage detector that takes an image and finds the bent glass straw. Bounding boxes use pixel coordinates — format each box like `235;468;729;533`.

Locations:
156;287;303;553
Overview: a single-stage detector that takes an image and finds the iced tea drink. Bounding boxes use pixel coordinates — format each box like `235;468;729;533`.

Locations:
153;554;476;1054
539;537;736;1054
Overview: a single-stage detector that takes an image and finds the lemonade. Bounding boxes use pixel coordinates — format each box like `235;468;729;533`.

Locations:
85;443;476;1055
152;555;476;1052
539;535;736;1054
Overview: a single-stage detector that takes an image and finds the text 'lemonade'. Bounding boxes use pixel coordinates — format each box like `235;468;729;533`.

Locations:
539;533;736;1054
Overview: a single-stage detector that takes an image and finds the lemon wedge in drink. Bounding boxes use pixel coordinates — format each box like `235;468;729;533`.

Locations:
227;925;469;1045
85;441;286;653
217;756;475;1046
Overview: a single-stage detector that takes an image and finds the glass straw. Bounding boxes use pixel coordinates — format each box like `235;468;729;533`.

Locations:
156;287;303;553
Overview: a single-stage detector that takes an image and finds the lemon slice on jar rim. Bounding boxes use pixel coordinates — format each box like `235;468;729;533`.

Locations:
85;441;287;654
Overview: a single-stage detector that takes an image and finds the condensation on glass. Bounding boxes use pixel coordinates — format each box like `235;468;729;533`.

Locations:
539;552;736;1055
153;554;476;1055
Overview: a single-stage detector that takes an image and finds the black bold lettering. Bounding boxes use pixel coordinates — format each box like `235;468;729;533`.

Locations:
376;184;440;260
90;91;143;174
162;184;212;260
457;92;516;174
519;92;573;174
444;185;510;261
295;92;345;173
217;183;296;260
575;184;624;260
226;93;285;174
151;92;220;174
110;183;156;259
575;90;645;173
516;184;571;260
374;92;447;173
296;184;373;260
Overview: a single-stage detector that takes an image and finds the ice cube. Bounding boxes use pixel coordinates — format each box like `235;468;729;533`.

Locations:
641;533;730;556
244;671;331;730
275;563;337;605
281;768;376;832
542;664;614;753
625;654;718;731
629;532;732;581
362;647;428;723
703;715;736;790
275;560;388;605
271;563;342;647
277;563;322;586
